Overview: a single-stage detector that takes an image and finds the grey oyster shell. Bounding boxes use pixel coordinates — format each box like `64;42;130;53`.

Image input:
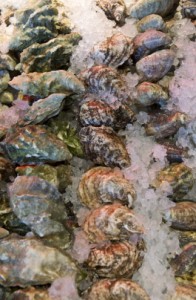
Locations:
136;14;167;33
8;176;69;237
19;33;82;73
78;166;136;209
134;82;168;107
9;70;85;98
0;235;79;287
164;202;196;231
87;279;150;300
83;203;144;243
96;0;127;25
11;287;52;300
180;0;196;19
129;0;179;19
18;94;66;126
0;70;10;94
1;125;72;165
133;29;171;62
90;33;133;68
136;49;175;82
0;54;17;71
79;126;131;168
87;240;145;278
171;284;196;300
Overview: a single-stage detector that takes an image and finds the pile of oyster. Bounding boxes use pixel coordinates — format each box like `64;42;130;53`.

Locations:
0;0;195;299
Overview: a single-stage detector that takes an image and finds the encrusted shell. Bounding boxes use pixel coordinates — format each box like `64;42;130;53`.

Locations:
78;166;136;208
83;203;144;243
87;279;150;300
87;240;145;278
90;33;133;68
136;14;166;32
164;202;196;231
180;0;196;19
79;126;131;168
96;0;127;25
136;49;175;82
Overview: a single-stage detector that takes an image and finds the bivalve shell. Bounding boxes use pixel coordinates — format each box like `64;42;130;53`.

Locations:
96;0;127;25
136;14;167;32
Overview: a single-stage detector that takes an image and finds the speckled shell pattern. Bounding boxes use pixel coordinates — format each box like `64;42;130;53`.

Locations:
96;0;127;25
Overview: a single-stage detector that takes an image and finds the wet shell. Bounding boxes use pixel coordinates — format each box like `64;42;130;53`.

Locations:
136;49;175;82
133;29;171;62
87;240;145;278
179;231;196;247
83;203;144;243
87;279;150;300
180;0;196;19
78;166;136;209
96;0;127;25
136;14;167;33
158;140;186;164
90;33;133;68
171;284;196;300
79;126;131;168
164;202;196;231
145;111;188;139
134;82;168;107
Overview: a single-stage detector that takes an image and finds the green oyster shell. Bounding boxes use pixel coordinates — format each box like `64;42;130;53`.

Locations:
0;54;17;71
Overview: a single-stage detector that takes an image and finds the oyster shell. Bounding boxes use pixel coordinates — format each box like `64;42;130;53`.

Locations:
0;70;10;94
0;53;17;71
78;166;136;208
159;140;185;164
90;33;133;68
1;125;72;165
171;284;196;300
136;49;175;82
87;240;144;278
164;202;196;231
83;203;144;243
180;0;196;19
179;231;196;247
96;0;127;25
136;14;167;33
9;70;85;98
79;126;130;168
87;279;150;300
11;287;52;300
0;156;15;181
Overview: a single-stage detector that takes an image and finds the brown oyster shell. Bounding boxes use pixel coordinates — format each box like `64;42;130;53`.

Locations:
171;284;196;300
11;287;52;300
96;0;127;25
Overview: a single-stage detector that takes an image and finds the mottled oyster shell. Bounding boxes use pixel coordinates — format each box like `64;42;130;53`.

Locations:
136;14;167;33
171;284;196;300
179;231;196;247
78;166;136;208
0;53;17;71
1;125;72;165
79;126;130;168
136;49;175;82
0;70;10;94
164;202;196;231
9;70;85;98
87;279;150;300
11;287;52;300
96;0;127;25
180;0;196;19
90;33;133;68
159;140;185;164
0;156;15;181
87;240;144;278
83;203;144;243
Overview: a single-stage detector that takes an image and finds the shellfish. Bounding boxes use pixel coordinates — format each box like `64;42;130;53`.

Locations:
180;0;196;19
178;231;196;247
83;203;144;243
78;166;136;208
79;126;131;168
171;284;196;300
96;0;127;25
136;14;167;33
158;140;185;164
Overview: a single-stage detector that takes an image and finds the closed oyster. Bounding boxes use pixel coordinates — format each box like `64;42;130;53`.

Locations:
83;203;144;243
0;156;15;181
136;49;175;82
0;53;17;71
96;0;127;25
164;202;196;231
134;82;168;106
180;0;196;19
87;240;144;278
159;140;186;163
79;126;130;168
137;14;166;33
171;284;196;300
11;287;52;300
90;33;133;68
78;166;136;208
87;279;150;300
1;125;72;165
0;70;10;94
9;70;85;98
179;231;196;247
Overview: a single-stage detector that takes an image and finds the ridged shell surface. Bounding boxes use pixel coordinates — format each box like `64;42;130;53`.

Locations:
136;14;166;32
171;284;196;300
134;82;168;106
96;0;127;25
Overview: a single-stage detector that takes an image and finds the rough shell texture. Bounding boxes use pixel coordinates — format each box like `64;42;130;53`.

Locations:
87;279;150;300
164;202;196;231
136;14;166;33
78;166;136;209
171;284;196;300
0;70;10;94
11;287;52;300
136;49;175;82
0;156;15;181
83;203;144;243
79;126;131;168
1;125;72;165
179;231;196;247
90;33;133;68
96;0;127;25
0;53;17;71
87;240;144;278
9;70;85;98
180;0;196;19
159;140;185;164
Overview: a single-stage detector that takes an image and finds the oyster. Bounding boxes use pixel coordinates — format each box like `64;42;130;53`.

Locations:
164;202;196;231
179;231;196;247
0;91;14;105
87;279;150;300
171;284;196;300
79;126;131;168
0;53;17;71
11;287;52;300
1;125;72;165
90;33;133;68
0;156;15;181
87;240;144;278
83;203;144;243
9;70;85;98
0;70;10;94
136;49;175;82
136;14;166;33
78;166;136;208
180;0;196;19
96;0;127;25
159;140;185;164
